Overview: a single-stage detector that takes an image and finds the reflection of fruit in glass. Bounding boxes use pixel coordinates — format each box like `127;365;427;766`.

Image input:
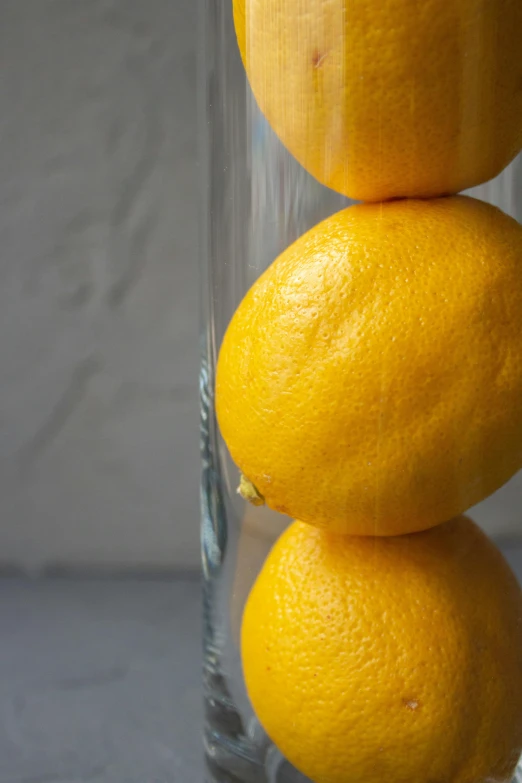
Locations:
242;518;522;783
217;196;522;536
233;0;522;202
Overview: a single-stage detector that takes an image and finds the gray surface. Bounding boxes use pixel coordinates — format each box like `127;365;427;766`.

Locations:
0;549;521;782
0;578;202;783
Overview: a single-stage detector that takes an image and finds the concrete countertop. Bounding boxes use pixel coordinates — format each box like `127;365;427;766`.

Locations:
0;546;521;783
0;577;202;783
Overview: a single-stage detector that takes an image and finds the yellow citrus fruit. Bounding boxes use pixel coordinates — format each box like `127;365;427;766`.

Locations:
233;0;522;202
242;517;522;783
216;196;522;536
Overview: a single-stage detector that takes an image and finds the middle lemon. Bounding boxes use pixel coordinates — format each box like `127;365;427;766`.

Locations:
216;196;522;536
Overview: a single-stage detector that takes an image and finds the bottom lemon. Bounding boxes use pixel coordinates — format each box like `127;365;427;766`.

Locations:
241;518;522;783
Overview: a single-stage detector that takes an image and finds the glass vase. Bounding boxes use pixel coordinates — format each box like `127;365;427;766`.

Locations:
199;2;522;781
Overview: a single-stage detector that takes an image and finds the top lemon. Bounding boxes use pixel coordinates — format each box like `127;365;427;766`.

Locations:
216;196;522;536
234;0;522;201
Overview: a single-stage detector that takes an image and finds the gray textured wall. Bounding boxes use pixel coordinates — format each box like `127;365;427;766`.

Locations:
0;0;199;570
0;1;520;573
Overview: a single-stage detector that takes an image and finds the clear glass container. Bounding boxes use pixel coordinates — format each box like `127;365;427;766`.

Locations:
200;2;522;781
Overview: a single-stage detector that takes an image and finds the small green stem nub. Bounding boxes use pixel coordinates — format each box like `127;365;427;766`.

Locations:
238;474;265;506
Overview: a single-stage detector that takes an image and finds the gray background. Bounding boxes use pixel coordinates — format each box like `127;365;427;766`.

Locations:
0;0;199;572
0;0;520;574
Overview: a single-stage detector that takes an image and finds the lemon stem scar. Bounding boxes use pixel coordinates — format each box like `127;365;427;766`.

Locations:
238;474;265;506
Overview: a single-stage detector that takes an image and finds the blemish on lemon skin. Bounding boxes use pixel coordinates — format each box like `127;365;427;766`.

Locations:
403;698;420;711
312;49;328;69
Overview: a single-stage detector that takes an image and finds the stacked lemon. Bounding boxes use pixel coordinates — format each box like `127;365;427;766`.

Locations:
216;2;522;781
